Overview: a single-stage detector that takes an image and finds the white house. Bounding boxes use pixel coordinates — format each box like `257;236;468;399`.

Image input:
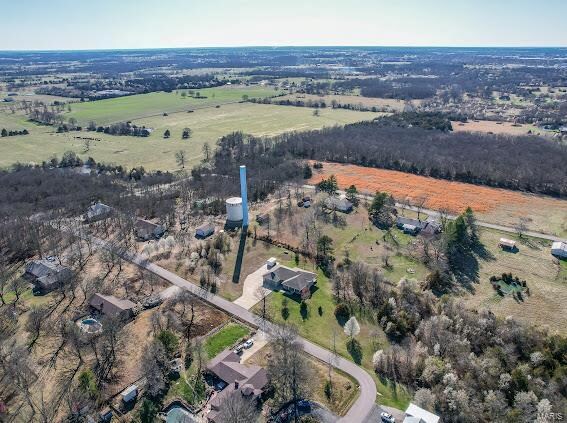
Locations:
551;241;567;258
404;403;440;423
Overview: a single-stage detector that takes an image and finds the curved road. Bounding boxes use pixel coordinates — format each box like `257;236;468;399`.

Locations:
88;237;377;423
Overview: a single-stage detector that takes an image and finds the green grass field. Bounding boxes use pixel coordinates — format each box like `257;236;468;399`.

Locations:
0;103;377;170
66;85;280;125
204;322;250;359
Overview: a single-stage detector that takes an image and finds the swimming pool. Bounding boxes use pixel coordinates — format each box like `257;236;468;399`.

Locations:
166;405;195;423
78;317;103;334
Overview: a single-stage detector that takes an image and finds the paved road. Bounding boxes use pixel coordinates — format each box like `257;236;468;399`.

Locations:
87;237;377;423
301;184;565;242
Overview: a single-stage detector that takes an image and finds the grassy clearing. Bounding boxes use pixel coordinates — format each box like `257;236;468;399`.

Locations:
0;103;376;170
66;85;280;125
204;322;250;359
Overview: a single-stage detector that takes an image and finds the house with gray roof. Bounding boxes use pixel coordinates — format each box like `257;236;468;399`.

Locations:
206;349;268;423
84;202;112;222
262;263;317;299
24;259;73;293
325;196;353;213
134;219;165;241
89;293;136;320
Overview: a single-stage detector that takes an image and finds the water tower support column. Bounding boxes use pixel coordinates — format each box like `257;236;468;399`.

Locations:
240;165;249;227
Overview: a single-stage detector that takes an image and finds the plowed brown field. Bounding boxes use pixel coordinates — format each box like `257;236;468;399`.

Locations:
309;162;567;237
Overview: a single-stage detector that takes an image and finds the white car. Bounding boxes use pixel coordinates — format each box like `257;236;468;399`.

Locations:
381;412;395;423
243;339;254;349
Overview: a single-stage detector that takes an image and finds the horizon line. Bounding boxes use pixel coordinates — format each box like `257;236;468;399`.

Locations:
1;44;567;53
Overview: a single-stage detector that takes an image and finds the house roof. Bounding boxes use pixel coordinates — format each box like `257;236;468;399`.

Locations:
325;196;353;211
263;265;316;291
405;403;440;423
135;219;164;234
397;216;426;228
500;238;516;248
207;349;268;414
86;202;111;219
25;260;72;288
89;293;136;318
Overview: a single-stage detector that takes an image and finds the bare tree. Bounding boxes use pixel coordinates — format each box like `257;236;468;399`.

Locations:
175;150;187;169
267;324;312;421
217;392;259;423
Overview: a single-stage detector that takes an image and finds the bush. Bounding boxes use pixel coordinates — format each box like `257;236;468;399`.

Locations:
156;329;179;358
334;303;350;324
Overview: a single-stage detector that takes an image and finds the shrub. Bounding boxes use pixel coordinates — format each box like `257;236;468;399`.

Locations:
334;303;350;323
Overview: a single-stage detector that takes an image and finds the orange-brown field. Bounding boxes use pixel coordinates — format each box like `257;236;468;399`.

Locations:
309;162;567;237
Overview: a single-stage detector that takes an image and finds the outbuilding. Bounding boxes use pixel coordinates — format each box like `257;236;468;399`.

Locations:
196;222;215;238
499;238;517;251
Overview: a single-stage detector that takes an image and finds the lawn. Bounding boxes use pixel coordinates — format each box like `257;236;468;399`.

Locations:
66;85;281;125
204;322;250;359
258;258;411;409
0;103;377;170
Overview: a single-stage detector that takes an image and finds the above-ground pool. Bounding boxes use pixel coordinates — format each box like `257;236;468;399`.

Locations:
78;317;103;334
165;402;196;423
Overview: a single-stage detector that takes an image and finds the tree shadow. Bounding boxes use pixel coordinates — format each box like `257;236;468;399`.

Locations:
231;228;247;284
346;338;363;364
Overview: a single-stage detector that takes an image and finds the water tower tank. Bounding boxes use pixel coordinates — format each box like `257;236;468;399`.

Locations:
226;197;243;221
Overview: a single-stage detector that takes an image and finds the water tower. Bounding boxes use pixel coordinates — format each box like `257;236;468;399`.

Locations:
225;165;249;226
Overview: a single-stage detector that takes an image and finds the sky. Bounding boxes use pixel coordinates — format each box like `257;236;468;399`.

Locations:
1;0;566;50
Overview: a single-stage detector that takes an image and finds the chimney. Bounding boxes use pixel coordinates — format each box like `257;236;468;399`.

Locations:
240;165;249;227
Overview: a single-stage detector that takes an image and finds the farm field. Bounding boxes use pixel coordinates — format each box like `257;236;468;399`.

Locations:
0;103;377;170
309;162;567;238
464;228;567;334
275;92;419;111
451;119;539;135
65;85;280;125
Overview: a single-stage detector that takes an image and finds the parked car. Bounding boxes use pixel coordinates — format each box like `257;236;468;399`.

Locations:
381;411;395;423
233;344;244;354
243;339;254;349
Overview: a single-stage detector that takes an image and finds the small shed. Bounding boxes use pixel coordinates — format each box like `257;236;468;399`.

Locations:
196;222;215;238
121;385;138;403
499;238;517;251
